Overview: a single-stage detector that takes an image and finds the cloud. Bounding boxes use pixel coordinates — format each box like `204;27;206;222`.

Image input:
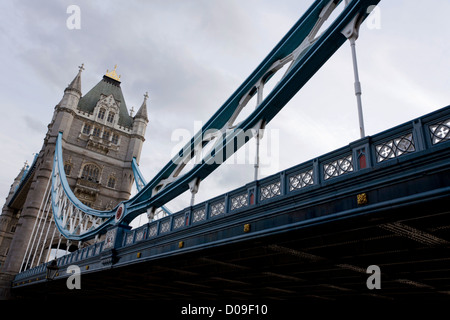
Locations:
23;115;46;133
0;0;449;217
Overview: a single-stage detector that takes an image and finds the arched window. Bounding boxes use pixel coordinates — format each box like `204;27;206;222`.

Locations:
112;134;119;144
107;112;115;123
98;108;106;120
64;162;72;176
93;127;101;137
82;123;91;134
103;131;110;141
81;164;100;182
107;176;116;189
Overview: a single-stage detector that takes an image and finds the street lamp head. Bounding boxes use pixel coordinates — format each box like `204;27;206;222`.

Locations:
46;259;59;280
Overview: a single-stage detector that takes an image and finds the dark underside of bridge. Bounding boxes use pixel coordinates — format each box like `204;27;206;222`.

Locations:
13;197;450;303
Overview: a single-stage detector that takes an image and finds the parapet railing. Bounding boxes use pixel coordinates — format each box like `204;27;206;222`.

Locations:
123;105;449;247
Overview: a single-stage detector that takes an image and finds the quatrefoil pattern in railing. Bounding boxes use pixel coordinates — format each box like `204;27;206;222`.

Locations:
192;208;206;223
160;220;171;233
375;133;415;163
260;181;281;201
429;118;450;145
230;193;248;211
210;201;226;217
173;215;186;229
323;155;353;180
289;169;314;191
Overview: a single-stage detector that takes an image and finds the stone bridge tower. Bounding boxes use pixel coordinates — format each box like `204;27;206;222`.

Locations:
0;65;148;299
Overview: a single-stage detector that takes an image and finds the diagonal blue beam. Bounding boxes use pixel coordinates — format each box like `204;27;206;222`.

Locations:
121;0;381;224
131;157;147;192
132;157;172;215
51;0;381;239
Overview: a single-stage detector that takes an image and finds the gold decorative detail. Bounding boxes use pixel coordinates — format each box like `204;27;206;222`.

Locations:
244;224;251;233
137;252;141;258
357;193;368;205
105;65;121;82
85;265;89;270
178;241;184;248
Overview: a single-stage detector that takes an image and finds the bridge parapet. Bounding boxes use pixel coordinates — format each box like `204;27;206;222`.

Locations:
95;105;450;248
12;105;450;287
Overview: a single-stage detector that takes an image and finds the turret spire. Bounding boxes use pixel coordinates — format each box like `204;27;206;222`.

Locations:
65;63;84;94
135;92;149;122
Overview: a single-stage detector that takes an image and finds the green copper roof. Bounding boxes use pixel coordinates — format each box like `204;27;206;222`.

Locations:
77;76;133;128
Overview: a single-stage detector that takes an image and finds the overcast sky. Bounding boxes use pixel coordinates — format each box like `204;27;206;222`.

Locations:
0;0;449;222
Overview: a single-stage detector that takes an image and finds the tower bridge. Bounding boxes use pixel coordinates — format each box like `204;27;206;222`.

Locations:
1;0;449;304
10;105;450;301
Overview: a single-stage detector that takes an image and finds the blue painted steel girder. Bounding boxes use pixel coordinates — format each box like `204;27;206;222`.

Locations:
51;0;381;240
122;0;381;223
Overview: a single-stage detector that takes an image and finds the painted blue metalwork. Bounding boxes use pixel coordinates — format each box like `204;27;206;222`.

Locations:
15;105;450;286
51;133;115;240
131;157;147;192
120;0;381;223
51;0;381;240
8;153;38;206
131;157;172;215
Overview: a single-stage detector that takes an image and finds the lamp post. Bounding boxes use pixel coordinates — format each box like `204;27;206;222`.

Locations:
46;259;59;281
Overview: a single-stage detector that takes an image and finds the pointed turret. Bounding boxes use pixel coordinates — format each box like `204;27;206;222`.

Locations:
135;92;149;122
127;92;149;162
65;63;84;95
50;64;85;140
57;64;84;112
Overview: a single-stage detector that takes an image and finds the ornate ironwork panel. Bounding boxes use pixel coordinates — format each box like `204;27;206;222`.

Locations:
260;181;281;201
230;193;248;211
375;133;415;163
135;229;145;242
160;220;171;233
192;207;206;223
149;225;158;237
126;233;134;245
173;215;185;229
103;228;116;250
95;244;102;255
210;201;225;217
289;169;314;191
323;155;354;180
429;118;450;145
